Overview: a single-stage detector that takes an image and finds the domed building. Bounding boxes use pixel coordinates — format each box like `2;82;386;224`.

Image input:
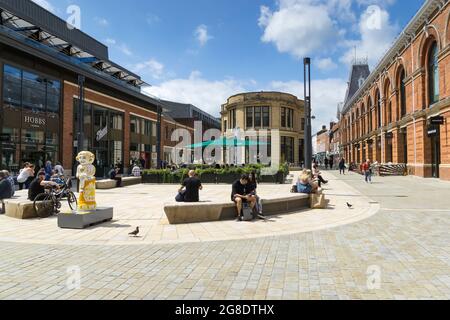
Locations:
220;92;305;166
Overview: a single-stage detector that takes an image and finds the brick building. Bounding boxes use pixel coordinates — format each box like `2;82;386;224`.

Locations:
339;0;450;181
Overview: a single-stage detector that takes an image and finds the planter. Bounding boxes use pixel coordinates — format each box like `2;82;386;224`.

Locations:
142;174;160;184
217;173;241;184
199;173;217;184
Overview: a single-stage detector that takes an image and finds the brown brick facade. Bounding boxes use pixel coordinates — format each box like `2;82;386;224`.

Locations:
63;81;160;174
340;2;450;181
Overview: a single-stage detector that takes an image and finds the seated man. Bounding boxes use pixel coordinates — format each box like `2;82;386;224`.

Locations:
109;167;122;187
0;171;13;213
231;174;257;221
178;170;203;203
28;171;58;201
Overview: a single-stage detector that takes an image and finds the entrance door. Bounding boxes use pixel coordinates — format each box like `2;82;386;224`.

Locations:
431;129;441;178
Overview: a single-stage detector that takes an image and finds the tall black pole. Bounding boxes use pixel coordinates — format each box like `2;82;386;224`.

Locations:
156;105;162;169
77;75;85;152
303;58;312;170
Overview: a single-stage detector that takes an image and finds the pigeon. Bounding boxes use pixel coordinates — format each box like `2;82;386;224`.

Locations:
346;202;353;209
129;227;140;237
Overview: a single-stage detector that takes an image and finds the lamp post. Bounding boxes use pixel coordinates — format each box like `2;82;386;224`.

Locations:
303;58;313;170
156;105;162;169
77;75;85;153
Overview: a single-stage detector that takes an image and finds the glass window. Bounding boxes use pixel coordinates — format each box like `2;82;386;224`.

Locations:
47;80;61;114
254;107;261;127
376;91;381;128
246;107;253;128
281;108;286;128
21;129;45;144
111;112;123;130
428;42;439;105
400;70;406;118
144;120;152;136
22;71;46;112
3;64;22;108
263;107;270;127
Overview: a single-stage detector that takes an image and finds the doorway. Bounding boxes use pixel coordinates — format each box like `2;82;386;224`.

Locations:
430;128;441;178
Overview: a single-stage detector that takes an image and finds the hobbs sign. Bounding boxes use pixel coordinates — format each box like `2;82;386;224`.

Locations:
24;115;46;128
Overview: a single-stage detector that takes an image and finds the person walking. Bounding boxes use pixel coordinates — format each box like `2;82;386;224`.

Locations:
362;159;372;183
324;157;329;170
329;156;334;170
339;158;346;175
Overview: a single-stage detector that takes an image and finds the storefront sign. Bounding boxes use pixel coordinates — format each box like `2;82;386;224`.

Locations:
96;126;108;141
427;126;438;137
430;116;444;125
24;115;46;128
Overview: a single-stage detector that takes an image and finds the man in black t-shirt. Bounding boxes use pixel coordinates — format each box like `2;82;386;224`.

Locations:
28;171;58;201
231;174;257;221
179;170;203;202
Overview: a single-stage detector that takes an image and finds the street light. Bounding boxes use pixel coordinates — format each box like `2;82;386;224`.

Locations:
303;58;313;170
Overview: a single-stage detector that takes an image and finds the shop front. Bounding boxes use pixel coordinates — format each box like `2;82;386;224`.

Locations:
73;99;124;178
1;63;61;174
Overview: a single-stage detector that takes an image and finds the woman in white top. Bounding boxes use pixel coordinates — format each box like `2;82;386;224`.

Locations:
17;163;35;190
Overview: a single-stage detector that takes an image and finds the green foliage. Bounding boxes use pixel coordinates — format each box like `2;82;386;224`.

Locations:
143;164;289;183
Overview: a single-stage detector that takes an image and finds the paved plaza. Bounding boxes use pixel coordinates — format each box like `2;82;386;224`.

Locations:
0;172;450;300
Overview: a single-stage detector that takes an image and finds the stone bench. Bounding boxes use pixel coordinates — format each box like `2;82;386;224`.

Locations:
4;198;37;219
96;176;142;189
122;176;142;187
96;179;118;190
164;194;310;224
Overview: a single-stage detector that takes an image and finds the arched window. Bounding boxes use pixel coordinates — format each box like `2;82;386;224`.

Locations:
376;90;381;128
388;101;392;124
368;97;373;132
399;69;406;118
428;42;439;105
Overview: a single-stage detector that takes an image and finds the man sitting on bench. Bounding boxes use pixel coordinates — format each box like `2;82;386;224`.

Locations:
231;174;257;222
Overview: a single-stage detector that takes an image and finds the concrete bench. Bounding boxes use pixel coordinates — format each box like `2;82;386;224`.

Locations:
121;176;142;187
96;179;118;190
164;194;310;224
4;198;37;219
96;176;142;189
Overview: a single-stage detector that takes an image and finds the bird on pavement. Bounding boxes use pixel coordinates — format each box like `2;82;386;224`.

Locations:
129;227;140;237
346;202;353;209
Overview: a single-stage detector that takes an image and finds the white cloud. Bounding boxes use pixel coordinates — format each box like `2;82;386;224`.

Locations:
195;25;213;47
104;38;117;45
143;69;346;133
317;58;338;71
268;78;347;133
258;0;341;58
31;0;55;13
95;17;109;27
146;13;161;24
341;5;399;67
131;59;165;80
118;44;133;56
143;71;249;117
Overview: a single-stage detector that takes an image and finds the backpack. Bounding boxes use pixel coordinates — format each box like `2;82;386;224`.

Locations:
242;203;254;221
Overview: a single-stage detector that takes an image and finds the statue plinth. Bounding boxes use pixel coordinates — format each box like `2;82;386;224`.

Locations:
58;151;113;229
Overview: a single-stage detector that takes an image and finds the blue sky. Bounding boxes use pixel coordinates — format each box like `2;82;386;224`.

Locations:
34;0;425;132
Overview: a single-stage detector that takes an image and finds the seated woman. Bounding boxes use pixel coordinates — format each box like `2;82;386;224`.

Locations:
296;170;319;194
313;164;328;187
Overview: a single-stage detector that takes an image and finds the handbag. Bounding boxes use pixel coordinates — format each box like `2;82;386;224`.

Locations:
310;193;327;209
291;185;298;193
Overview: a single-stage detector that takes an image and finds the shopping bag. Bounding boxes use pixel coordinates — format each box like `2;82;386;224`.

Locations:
310;193;327;209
